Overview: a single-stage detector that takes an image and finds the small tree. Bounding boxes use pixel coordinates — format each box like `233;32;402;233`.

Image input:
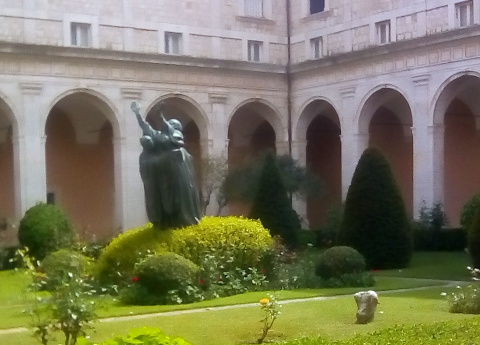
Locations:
199;155;228;215
223;153;323;204
338;147;412;269
249;152;300;249
468;202;480;268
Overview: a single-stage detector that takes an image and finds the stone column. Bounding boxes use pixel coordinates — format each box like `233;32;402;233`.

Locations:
410;74;444;218
14;83;47;219
291;140;307;166
275;140;290;156
339;87;366;199
204;93;229;216
290;140;308;226
114;88;147;231
340;133;368;199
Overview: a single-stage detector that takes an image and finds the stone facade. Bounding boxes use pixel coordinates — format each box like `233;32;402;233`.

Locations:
1;0;480;242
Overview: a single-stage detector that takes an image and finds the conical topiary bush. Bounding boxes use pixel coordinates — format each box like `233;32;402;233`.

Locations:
249;152;300;249
338;147;412;269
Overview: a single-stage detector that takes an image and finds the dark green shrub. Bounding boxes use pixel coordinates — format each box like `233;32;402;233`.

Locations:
461;193;480;231
414;224;466;251
18;203;74;260
77;326;194;345
40;249;91;291
315;246;366;280
468;201;480;268
95;216;273;286
338;148;412;269
121;252;200;305
249;152;301;249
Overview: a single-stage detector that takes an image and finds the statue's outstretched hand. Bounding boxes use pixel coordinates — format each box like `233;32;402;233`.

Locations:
131;101;141;114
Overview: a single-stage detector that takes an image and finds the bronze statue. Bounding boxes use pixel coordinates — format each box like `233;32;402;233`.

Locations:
131;101;203;230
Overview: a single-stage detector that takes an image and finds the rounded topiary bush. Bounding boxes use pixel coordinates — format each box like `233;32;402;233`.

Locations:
315;246;366;280
18;203;74;260
95;216;273;286
461;193;480;231
122;252;200;305
40;249;91;291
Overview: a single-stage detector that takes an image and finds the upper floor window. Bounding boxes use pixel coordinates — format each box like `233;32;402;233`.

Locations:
165;32;182;55
245;0;263;17
248;40;262;62
376;20;391;45
70;22;91;47
310;37;323;59
310;0;325;14
456;1;474;28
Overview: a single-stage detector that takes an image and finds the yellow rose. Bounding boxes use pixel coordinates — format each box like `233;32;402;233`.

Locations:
259;298;270;305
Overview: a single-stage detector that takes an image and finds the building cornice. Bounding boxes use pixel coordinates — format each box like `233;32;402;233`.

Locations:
0;41;286;75
291;25;480;74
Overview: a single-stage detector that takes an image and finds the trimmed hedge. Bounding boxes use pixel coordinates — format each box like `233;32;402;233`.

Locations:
95;216;273;285
413;226;466;251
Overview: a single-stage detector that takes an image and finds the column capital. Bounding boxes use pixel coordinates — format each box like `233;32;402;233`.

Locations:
412;74;430;86
19;82;43;95
209;93;228;104
340;87;356;99
121;88;142;100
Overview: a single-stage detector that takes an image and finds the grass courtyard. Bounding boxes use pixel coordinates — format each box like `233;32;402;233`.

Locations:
0;251;477;345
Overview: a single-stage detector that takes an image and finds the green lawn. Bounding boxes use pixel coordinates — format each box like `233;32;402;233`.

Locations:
0;251;475;345
0;286;477;345
374;251;471;281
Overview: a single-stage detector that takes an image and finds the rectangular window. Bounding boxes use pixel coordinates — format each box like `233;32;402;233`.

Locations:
310;0;325;15
245;0;263;17
456;1;473;28
46;192;55;205
248;40;262;62
310;37;323;59
165;32;182;55
70;22;91;47
376;20;391;45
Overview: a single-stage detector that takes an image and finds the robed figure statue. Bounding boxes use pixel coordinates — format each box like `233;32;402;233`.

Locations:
131;101;203;230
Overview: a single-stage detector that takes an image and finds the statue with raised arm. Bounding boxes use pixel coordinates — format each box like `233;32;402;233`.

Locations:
131;101;203;230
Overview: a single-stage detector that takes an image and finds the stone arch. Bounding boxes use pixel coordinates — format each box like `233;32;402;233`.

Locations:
45;90;117;240
295;96;341;142
297;97;342;228
357;84;412;136
432;71;480;126
358;86;414;216
145;93;209;142
228;98;286;143
45;88;121;140
226;98;284;216
433;72;480;225
144;94;208;167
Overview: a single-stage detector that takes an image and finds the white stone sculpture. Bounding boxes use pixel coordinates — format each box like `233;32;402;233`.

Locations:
354;290;379;324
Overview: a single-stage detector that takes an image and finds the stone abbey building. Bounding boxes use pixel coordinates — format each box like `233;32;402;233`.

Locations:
1;0;480;242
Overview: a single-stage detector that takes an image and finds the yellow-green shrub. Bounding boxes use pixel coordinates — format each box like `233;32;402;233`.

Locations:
95;216;273;286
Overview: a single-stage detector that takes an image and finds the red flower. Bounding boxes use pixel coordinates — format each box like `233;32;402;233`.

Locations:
131;276;139;283
199;279;204;284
